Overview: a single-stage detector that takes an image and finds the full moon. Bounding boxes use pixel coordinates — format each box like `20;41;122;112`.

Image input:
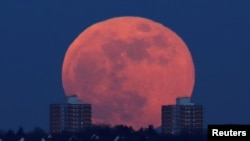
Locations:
62;16;195;129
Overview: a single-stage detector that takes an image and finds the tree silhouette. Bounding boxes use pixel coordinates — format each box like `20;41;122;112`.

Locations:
4;129;16;141
114;125;134;136
32;127;47;136
16;127;25;138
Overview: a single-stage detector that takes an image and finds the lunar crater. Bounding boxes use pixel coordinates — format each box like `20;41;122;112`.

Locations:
137;23;151;32
108;72;127;91
102;39;152;62
152;34;169;48
112;60;126;71
158;56;169;65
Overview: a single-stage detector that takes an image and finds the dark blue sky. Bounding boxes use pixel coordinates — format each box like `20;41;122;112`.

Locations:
1;0;250;132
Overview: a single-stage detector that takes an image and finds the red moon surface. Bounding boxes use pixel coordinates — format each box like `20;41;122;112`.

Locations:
62;16;195;129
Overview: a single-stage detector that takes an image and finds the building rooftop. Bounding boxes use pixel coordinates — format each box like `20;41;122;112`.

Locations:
176;97;194;106
65;95;83;104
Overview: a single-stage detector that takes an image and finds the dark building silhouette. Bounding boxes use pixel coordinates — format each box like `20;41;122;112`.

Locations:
50;95;92;133
162;97;203;135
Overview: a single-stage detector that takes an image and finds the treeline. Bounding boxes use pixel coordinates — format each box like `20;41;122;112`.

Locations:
0;125;207;141
0;127;47;141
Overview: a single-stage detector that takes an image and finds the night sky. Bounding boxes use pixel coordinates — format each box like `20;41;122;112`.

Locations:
1;0;250;132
